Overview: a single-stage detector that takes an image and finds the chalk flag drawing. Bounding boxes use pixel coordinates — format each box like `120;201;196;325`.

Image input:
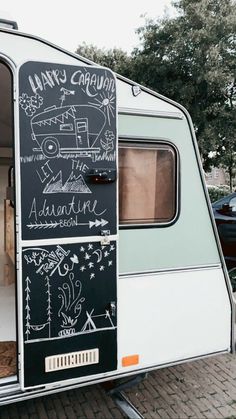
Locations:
23;242;116;343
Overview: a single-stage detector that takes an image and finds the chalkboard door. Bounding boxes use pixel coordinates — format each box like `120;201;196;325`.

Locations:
17;61;117;389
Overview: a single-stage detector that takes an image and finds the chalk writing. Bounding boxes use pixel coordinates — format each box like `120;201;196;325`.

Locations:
36;161;53;183
28;69;67;95
71;69;115;97
28;197;106;221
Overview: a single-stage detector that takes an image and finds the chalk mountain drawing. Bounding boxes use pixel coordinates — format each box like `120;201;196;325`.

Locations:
43;170;92;194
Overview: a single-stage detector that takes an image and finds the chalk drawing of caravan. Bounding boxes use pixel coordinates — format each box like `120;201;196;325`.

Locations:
31;104;106;160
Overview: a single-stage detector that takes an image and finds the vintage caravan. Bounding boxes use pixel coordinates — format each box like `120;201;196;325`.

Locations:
31;104;107;160
0;21;234;411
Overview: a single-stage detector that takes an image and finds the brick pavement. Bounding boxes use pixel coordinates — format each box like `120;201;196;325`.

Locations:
1;353;236;418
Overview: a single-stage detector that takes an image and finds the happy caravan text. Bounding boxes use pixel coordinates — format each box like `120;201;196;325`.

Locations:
28;68;115;97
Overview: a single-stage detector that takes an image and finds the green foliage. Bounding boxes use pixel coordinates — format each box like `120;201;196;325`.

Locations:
75;44;132;78
207;184;230;202
133;0;236;171
75;0;236;179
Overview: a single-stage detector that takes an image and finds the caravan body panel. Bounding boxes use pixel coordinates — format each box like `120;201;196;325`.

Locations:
0;28;233;400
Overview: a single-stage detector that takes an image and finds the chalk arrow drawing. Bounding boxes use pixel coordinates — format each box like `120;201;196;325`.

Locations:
89;219;108;228
26;218;108;230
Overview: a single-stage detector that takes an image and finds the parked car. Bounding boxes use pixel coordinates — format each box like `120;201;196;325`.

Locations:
212;192;236;272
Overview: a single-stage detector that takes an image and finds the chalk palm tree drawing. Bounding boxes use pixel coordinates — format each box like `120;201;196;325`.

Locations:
58;272;85;336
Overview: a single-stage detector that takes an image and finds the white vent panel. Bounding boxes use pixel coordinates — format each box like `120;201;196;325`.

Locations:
45;348;99;372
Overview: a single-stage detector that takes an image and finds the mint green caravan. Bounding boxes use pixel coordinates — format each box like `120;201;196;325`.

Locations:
0;19;234;414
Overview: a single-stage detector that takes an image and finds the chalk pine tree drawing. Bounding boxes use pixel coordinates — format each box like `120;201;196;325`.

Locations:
25;276;31;341
45;276;52;338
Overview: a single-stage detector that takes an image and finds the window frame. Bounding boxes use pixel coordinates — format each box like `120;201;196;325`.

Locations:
118;137;180;229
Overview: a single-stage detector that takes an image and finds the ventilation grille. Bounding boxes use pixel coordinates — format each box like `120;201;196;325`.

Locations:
45;348;99;373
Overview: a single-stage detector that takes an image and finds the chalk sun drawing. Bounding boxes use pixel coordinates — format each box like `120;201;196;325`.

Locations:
88;91;115;128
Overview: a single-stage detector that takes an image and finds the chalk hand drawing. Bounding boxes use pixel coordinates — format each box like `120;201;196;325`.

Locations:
19;93;44;116
58;273;85;337
81;309;115;332
43;170;92;194
100;130;114;152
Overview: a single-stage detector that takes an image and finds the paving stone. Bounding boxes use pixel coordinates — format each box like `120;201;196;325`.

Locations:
3;354;236;418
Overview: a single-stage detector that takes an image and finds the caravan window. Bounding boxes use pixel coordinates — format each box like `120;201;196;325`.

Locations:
119;142;177;225
60;123;73;131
